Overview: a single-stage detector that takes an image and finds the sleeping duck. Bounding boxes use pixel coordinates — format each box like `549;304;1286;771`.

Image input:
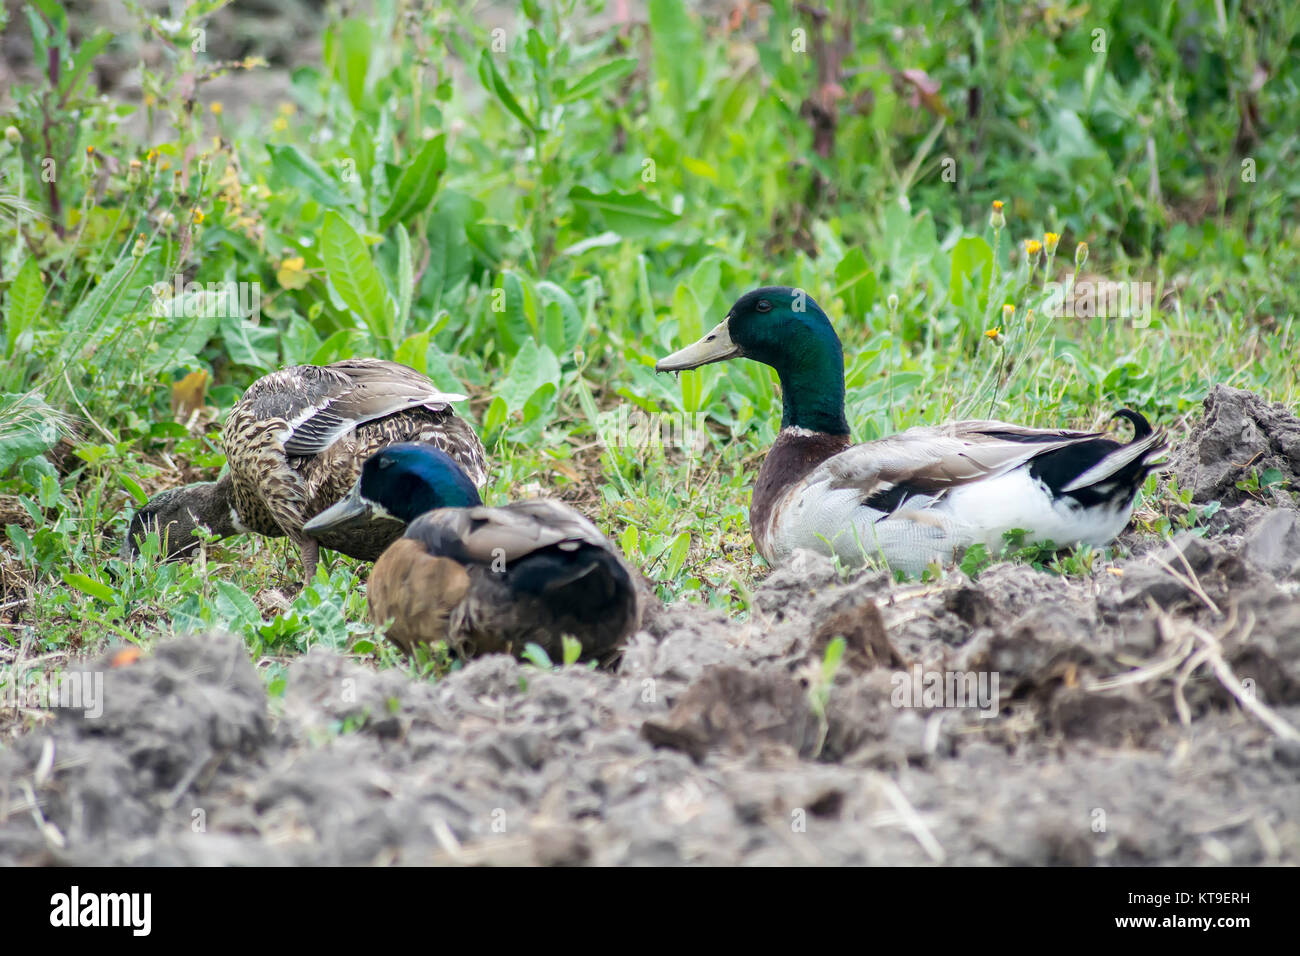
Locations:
655;286;1167;576
303;444;639;663
125;359;488;580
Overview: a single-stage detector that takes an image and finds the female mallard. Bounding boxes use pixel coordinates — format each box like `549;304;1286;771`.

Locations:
303;444;639;663
125;359;488;580
656;287;1167;576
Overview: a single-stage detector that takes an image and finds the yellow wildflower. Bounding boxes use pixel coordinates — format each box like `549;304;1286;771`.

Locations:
210;101;223;116
990;200;1006;231
985;327;1002;341
1024;239;1042;257
1044;232;1061;256
273;117;289;133
191;207;205;225
277;256;311;290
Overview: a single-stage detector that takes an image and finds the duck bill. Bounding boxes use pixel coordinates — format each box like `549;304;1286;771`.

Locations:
303;481;372;536
655;319;740;372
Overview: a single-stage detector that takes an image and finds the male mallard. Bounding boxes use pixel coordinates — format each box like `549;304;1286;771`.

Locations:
304;444;639;662
655;287;1167;576
125;360;488;579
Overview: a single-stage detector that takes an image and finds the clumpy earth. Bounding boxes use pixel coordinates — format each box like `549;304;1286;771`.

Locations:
1;385;1298;865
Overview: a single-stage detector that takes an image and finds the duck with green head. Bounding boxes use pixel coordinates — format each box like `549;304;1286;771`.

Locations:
656;287;1167;576
304;444;640;663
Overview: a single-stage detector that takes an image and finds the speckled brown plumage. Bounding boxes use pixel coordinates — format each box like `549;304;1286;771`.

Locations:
125;359;488;579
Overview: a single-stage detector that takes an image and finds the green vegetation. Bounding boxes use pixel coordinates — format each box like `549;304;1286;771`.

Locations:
0;0;1296;668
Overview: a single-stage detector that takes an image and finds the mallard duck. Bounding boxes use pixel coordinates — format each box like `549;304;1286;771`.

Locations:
125;359;488;579
303;444;639;662
655;286;1167;576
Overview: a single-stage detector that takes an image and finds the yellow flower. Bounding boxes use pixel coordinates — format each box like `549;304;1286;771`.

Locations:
144;93;156;107
1002;304;1015;323
85;145;94;155
1044;232;1061;256
210;101;223;116
990;200;1006;231
1024;239;1042;257
272;117;289;132
277;101;296;116
1025;309;1035;323
277;256;311;290
191;207;205;224
985;327;1002;341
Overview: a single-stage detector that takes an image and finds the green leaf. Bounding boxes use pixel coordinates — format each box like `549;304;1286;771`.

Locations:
62;571;116;603
561;635;582;667
220;315;278;371
378;135;446;231
648;0;702;112
4;256;43;360
0;393;62;474
396;223;413;338
834;248;877;320
569;186;679;237
321;211;396;347
493;269;534;352
331;18;372;111
500;340;560;413
521;642;554;669
477;49;537;132
59;29;111;101
665;530;691;579
394;330;430;375
949;236;994;307
424;205;472;312
556;57;638;103
268;144;348;208
119;473;149;507
213;581;264;630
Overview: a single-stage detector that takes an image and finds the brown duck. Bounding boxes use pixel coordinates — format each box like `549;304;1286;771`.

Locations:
125;359;488;579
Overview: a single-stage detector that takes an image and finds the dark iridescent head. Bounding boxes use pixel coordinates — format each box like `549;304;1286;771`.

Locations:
123;476;239;560
655;286;848;435
303;443;482;535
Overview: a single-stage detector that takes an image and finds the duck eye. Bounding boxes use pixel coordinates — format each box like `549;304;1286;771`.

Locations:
755;300;772;313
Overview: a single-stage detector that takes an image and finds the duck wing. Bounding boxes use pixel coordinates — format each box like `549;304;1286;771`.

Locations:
406;500;614;566
819;419;1106;506
277;359;467;458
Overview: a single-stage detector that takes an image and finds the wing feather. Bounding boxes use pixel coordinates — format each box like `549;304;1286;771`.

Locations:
822;420;1106;499
406;500;612;566
280;360;467;457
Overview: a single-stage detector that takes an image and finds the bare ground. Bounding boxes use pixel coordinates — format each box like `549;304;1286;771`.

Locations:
1;385;1298;866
